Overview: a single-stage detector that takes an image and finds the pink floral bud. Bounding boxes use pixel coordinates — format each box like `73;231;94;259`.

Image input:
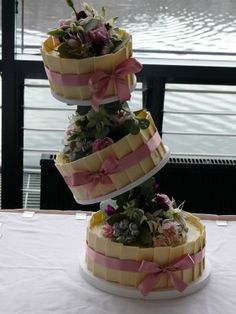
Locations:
92;137;113;153
59;19;72;28
155;193;171;210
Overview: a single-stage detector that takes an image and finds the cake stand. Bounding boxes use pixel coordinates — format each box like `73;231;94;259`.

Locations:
79;254;211;300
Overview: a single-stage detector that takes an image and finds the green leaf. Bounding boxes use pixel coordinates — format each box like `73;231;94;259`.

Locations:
132;209;145;225
104;101;122;114
140;178;155;199
69;141;76;150
134;109;144;116
129;123;140;135
47;28;67;37
112;33;130;53
76;106;90;115
57;43;76;58
138;118;150;129
68;133;79;141
83;17;100;32
82;2;96;16
65;0;77;19
115;192;130;208
95;126;109;138
121;102;132;112
66;0;75;9
146;201;159;213
100;6;106;18
137;223;153;247
106;213;124;225
107;17;118;27
86;120;97;128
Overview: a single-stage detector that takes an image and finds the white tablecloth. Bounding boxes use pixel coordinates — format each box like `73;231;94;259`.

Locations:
0;210;236;314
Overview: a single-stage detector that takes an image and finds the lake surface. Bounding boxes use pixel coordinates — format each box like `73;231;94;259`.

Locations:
15;0;236;53
1;0;236;169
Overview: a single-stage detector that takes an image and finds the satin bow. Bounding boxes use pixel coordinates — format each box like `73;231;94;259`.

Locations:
64;156;120;193
88;57;143;111
137;254;195;296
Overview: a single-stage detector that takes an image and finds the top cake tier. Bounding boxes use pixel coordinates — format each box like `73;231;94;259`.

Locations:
41;2;142;110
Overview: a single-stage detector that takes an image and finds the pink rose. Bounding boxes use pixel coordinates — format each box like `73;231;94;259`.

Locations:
92;137;113;152
87;24;108;45
102;223;113;238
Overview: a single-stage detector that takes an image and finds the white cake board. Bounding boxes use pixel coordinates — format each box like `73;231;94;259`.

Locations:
50;78;137;107
74;146;170;205
79;254;211;300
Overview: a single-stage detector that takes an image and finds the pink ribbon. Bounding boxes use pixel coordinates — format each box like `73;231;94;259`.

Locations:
63;131;161;194
64;156;120;193
86;244;205;296
44;57;142;111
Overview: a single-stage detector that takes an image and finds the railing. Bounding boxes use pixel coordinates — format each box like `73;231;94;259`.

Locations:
1;1;236;209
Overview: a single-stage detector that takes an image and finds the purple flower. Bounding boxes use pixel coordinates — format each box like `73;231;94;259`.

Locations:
104;204;115;216
155;193;171;210
86;24;108;45
92;137;113;152
76;10;87;20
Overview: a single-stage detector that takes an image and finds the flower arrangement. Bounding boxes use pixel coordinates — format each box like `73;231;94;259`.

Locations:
47;0;130;59
100;178;188;247
59;102;150;162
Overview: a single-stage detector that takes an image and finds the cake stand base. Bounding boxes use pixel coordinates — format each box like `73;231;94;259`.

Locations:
79;255;211;300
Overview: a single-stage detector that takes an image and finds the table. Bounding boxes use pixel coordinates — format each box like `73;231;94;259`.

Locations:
0;210;236;314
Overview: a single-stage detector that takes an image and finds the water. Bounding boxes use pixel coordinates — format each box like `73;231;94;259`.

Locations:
2;0;236;169
15;0;236;54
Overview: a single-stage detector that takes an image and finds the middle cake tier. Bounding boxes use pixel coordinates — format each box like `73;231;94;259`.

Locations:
55;109;170;204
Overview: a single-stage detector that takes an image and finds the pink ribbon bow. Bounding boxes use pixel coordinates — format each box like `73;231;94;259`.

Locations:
137;254;195;295
88;58;143;111
64;156;121;193
86;244;205;296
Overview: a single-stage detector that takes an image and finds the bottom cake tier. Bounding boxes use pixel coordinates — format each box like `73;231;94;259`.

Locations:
85;212;206;296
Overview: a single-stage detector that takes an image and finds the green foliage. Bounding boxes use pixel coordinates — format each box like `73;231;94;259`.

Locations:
47;29;67;37
129;122;140;135
48;2;127;59
106;213;124;225
82;17;100;32
140;177;155;202
139;118;150;129
137;223;153;247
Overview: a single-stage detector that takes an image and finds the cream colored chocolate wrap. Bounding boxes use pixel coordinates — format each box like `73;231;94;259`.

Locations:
55;111;168;202
41;29;134;102
86;211;206;291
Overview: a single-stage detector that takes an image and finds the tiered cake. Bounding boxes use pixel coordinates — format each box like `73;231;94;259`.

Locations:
41;0;209;298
